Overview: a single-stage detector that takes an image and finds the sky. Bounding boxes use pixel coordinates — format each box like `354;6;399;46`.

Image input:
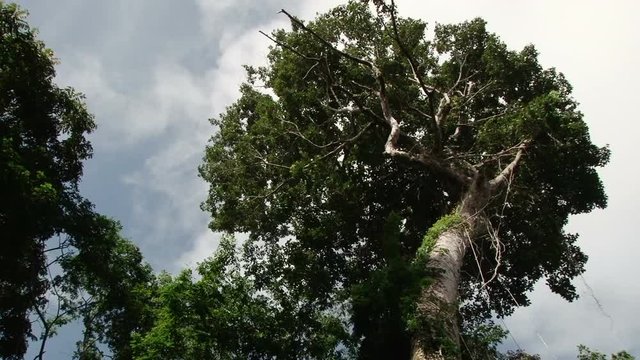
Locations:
14;0;640;358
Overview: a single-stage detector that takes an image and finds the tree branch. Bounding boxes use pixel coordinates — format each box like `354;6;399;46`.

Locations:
259;30;319;62
489;140;531;190
279;9;374;68
276;7;471;185
376;72;471;185
382;0;442;148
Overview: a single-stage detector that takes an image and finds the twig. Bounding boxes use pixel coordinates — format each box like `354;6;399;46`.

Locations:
279;9;373;68
259;30;319;62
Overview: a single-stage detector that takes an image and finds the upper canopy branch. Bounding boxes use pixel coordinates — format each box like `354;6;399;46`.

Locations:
489;139;531;190
379;0;443;149
279;9;374;69
273;8;476;186
258;30;320;62
376;72;471;185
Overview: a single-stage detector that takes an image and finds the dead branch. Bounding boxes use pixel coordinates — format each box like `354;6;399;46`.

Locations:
279;9;374;68
376;72;471;185
382;0;442;148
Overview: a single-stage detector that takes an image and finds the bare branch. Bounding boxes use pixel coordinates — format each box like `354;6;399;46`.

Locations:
384;0;437;97
381;0;443;149
448;53;470;95
276;6;470;185
303;61;320;80
316;121;374;162
251;146;291;170
469;109;508;126
249;121;374;200
322;103;361;114
434;92;451;128
247;180;290;200
462;80;495;106
376;73;471;185
489;140;531;190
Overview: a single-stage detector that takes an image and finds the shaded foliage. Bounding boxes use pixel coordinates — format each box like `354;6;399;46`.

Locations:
577;345;635;360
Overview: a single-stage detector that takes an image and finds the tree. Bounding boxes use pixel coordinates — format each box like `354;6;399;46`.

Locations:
131;235;354;360
0;4;154;359
0;2;95;358
200;1;608;359
577;345;635;360
500;350;541;360
60;213;157;360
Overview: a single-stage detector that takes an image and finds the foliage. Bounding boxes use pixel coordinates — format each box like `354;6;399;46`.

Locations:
131;235;354;360
499;349;541;360
0;0;611;358
61;213;157;360
0;2;95;358
577;345;635;360
200;1;607;357
0;3;154;359
416;213;463;264
460;322;507;359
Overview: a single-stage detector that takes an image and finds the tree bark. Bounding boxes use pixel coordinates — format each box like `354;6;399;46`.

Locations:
411;180;490;360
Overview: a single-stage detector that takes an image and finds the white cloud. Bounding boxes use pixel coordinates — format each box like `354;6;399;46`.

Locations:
56;55;209;147
122;17;294;272
175;230;223;269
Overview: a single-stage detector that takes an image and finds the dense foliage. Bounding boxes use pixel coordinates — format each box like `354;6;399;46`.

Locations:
130;235;354;360
199;1;608;358
1;2;92;356
0;3;153;359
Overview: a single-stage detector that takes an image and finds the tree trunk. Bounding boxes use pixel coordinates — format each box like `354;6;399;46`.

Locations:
411;181;490;360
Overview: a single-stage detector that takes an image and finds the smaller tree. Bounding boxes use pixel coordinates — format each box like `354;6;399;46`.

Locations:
577;345;635;360
60;214;157;360
1;4;156;359
131;235;354;360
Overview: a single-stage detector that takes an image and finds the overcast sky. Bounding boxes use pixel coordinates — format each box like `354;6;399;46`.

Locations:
15;0;639;358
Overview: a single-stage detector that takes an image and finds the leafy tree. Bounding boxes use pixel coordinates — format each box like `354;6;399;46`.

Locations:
0;3;154;359
577;345;635;360
131;235;354;360
0;2;95;358
499;350;541;360
200;1;608;359
60;213;156;360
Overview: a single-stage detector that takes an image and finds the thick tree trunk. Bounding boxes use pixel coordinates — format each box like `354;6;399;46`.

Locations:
411;181;490;360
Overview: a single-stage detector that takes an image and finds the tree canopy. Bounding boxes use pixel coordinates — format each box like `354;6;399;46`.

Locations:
199;1;609;358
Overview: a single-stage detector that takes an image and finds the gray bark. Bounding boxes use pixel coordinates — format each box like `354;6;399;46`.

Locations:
411;181;490;360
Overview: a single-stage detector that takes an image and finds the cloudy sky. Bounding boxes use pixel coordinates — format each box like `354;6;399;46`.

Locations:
15;0;639;358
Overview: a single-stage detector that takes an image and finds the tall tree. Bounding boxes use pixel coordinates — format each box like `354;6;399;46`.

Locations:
0;4;154;359
200;1;608;359
0;2;94;357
